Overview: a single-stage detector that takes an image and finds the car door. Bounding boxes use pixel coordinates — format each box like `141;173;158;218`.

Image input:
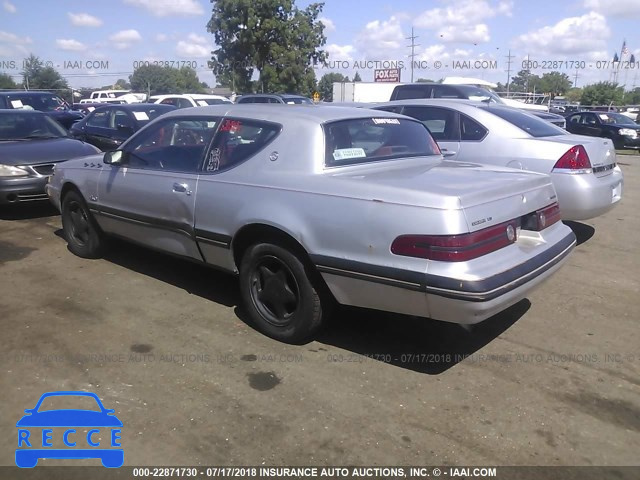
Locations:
566;113;582;134
455;113;489;159
95;116;221;259
82;108;119;151
399;106;461;157
579;112;602;137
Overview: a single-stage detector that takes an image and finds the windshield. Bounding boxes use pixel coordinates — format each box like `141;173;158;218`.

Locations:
480;106;566;138
0;112;68;140
324;117;440;166
597;113;638;126
8;94;67;112
456;86;505;104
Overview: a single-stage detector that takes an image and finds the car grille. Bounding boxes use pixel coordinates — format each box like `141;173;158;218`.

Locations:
593;163;617;174
31;164;55;176
16;193;49;202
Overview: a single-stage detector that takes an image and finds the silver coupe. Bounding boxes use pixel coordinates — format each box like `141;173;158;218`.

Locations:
373;100;624;221
46;105;576;342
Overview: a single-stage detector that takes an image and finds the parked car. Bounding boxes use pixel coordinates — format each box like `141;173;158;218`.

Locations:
0;110;100;205
0;90;83;129
388;84;566;127
564;111;640;150
236;93;313;104
373;100;623;220
47;105;576;342
149;94;233;108
71;102;107;115
619;106;639;121
69;104;176;151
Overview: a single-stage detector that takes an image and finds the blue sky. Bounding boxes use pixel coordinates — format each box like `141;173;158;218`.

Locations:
1;0;639;90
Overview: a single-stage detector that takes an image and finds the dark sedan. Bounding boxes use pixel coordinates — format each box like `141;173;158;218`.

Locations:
69;104;175;151
0;110;100;205
565;111;640;149
0;91;84;129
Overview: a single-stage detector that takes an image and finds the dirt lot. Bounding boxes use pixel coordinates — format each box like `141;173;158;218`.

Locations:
1;156;638;472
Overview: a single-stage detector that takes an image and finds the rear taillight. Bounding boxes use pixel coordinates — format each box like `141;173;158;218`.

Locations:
391;220;518;262
522;202;561;231
553;145;591;170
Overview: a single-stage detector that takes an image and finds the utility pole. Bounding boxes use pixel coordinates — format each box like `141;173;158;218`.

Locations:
406;27;420;83
504;49;515;94
573;68;579;88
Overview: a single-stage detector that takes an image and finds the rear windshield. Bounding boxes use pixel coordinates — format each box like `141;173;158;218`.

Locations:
324;117;440;166
480;106;566;137
597;113;637;126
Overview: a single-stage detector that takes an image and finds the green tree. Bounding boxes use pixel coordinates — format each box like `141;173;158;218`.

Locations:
538;71;572;95
317;72;349;101
114;78;131;90
580;82;624;105
21;54;68;90
207;0;327;96
624;87;640;104
129;65;204;95
564;88;582;103
510;69;541;92
0;72;17;89
353;71;362;82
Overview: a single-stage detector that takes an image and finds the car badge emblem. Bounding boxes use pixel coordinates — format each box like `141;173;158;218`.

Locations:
269;151;279;162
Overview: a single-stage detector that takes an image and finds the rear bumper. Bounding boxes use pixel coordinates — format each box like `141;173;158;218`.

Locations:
0;176;49;205
551;166;623;220
313;230;576;325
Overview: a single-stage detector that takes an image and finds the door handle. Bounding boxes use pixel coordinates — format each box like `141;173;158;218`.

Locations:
441;149;457;157
172;183;192;195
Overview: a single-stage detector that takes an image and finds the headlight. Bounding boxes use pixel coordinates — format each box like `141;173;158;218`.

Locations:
619;128;638;138
0;164;30;177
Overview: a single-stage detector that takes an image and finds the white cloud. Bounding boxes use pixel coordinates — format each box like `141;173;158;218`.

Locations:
68;12;103;27
415;0;511;44
513;12;610;56
175;32;211;58
123;0;204;17
354;16;405;59
3;1;16;13
0;30;31;55
156;33;168;42
109;29;142;50
319;17;335;32
438;24;490;44
56;39;88;51
584;0;640;18
325;44;356;62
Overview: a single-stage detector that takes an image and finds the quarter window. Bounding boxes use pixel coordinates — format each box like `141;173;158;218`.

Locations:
459;115;488;141
205;118;280;172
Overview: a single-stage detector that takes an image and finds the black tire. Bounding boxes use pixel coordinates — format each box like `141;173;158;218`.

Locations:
239;242;325;343
61;190;106;258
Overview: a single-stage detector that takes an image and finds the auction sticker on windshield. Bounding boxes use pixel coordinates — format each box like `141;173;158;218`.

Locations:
333;148;366;161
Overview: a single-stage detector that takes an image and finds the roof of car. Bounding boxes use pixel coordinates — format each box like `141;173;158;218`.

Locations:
159;104;405;124
0;108;47;115
91;103;176;111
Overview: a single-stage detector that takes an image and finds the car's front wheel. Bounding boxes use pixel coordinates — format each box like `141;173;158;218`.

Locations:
239;243;326;343
61;190;106;258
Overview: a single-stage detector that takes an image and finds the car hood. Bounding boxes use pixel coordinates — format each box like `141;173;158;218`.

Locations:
0;138;100;166
16;410;123;427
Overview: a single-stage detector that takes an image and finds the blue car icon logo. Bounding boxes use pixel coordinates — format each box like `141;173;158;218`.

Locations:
16;391;123;468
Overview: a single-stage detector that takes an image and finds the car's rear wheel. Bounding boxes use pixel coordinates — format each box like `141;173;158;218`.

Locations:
239;242;325;343
61;190;106;258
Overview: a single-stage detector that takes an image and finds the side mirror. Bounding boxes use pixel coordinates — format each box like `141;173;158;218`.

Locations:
103;150;124;165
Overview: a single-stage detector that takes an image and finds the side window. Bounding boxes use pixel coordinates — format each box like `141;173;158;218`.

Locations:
205;118;280;172
393;86;432;100
124;118;220;172
268;97;282;103
86;110;110;128
112;110;134;129
375;106;403;114
177;98;193;109
432;86;465;99
402;106;459;141
160;98;177;106
253;97;270;103
459;114;488;141
569;114;580;124
581;113;596;125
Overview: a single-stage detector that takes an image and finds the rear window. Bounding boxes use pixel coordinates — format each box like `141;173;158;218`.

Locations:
480;107;565;137
324;117;440;167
